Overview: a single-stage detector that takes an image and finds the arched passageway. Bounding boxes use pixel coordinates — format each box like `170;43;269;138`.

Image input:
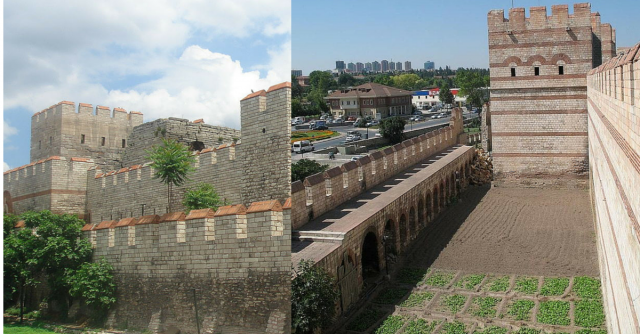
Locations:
399;214;408;249
361;232;380;281
409;207;417;237
417;198;425;228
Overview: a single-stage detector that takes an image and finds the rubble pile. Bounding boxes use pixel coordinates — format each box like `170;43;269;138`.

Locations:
470;149;493;185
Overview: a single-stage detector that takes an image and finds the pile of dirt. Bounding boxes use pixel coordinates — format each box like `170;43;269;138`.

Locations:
469;149;492;185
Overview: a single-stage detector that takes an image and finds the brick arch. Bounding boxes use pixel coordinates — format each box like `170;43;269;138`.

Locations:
550;53;572;65
399;213;408;250
3;190;13;214
502;56;523;66
383;218;398;257
526;54;547;65
409;206;417;236
425;191;432;222
360;228;380;281
417;197;425;228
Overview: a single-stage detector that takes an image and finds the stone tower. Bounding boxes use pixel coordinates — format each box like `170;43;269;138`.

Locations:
240;82;292;205
487;3;615;187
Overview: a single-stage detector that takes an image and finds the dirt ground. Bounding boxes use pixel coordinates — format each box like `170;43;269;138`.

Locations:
406;185;599;277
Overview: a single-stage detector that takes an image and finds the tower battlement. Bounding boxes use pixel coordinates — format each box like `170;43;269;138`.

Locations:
488;3;596;32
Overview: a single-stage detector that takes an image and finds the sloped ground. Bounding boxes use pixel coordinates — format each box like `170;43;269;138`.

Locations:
336;186;603;333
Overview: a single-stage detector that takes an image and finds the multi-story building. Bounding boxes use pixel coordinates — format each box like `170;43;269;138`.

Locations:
347;62;356;72
389;62;396;71
325;83;413;119
365;62;372;71
412;88;466;110
424;61;435;70
291;70;302;77
381;60;389;72
336;60;345;71
405;61;412;71
372;61;381;72
356;62;364;72
396;62;402;71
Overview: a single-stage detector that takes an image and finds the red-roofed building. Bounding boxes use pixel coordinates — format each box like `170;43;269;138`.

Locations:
324;83;413;119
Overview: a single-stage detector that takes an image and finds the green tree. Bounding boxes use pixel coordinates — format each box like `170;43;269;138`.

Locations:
4;211;95;322
439;84;455;105
66;258;116;315
373;74;393;86
392;73;422;90
182;183;227;213
292;260;339;334
337;73;356;87
146;139;196;212
292;159;329;183
379;116;406;144
455;69;489;108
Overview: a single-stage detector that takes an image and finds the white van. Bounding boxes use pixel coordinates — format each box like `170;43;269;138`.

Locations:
292;140;314;154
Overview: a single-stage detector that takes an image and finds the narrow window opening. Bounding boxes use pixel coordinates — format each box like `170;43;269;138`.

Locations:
81;134;85;144
101;137;106;146
559;66;564;75
49;136;52;145
122;139;126;148
534;67;540;76
511;68;516;77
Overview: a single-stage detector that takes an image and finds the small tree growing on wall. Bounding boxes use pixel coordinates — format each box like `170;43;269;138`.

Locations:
182;183;227;213
292;260;339;334
379;116;406;144
146;139;196;212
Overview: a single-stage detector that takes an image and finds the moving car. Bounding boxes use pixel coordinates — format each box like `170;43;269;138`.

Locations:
292;140;314;154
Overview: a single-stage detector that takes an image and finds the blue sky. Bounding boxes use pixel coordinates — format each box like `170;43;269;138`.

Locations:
3;0;291;171
292;0;640;75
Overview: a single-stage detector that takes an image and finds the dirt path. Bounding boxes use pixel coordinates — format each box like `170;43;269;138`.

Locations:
407;185;599;277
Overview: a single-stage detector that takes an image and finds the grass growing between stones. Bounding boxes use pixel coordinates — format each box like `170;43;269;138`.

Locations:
513;328;542;334
575;330;607;334
505;299;535;321
572;277;602;299
397;267;430;285
485;276;510;292
374;315;405;334
404;319;439;334
574;299;605;328
468;297;500;318
346;308;384;332
473;326;508;334
441;321;467;334
514;276;539;294
399;291;434;307
537;300;570;326
374;287;410;305
424;271;455;287
455;274;486;290
540;277;569;296
442;294;467;314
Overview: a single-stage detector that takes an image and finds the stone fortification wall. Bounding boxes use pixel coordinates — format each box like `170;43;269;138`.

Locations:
3;156;95;218
240;83;292;205
86;144;242;224
587;43;640;333
30;101;143;170
82;200;291;334
291;109;465;229
121;118;241;166
488;3;614;188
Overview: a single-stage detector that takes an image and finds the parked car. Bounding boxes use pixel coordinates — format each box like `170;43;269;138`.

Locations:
292;140;314;154
350;155;364;162
413;116;424;121
374;133;382;138
347;116;356;121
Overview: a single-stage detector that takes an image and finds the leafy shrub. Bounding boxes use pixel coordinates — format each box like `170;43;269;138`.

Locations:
404;318;439;334
506;299;535;321
573;276;602;299
540;277;569;296
66;258;117;312
424;271;454;287
575;300;605;327
292;260;339;333
514;277;538;294
441;321;466;334
374;315;405;334
400;291;434;308
182;183;226;213
470;297;500;318
442;294;467;314
487;276;510;292
537;301;570;325
455;274;485;290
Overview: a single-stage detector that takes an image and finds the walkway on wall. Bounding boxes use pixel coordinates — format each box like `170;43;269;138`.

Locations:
292;144;472;267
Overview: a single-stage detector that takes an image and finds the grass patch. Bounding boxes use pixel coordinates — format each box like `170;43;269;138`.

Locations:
374;287;410;305
573;276;602;299
473;326;508;334
397;267;430;285
469;296;500;318
464;128;480;134
513;328;542;334
485;276;510;292
374;315;405;334
423;271;455;287
404;319;439;334
540;277;569;296
575;299;605;328
454;274;485;290
4;323;57;334
399;291;434;308
506;299;535;321
442;294;467;314
575;330;607;334
346;308;384;332
537;300;570;326
514;276;539;294
441;321;467;334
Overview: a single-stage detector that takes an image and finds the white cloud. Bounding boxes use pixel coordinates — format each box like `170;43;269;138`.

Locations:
4;121;18;140
3;162;10;172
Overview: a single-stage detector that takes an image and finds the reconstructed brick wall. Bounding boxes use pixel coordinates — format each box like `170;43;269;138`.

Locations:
3;157;94;218
31;102;143;170
587;44;640;333
240;83;292;205
86;144;242;224
83;201;291;334
121;118;241;166
488;3;615;188
292;109;465;229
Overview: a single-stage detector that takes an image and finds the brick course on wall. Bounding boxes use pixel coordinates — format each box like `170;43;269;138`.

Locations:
587;44;640;333
488;3;614;187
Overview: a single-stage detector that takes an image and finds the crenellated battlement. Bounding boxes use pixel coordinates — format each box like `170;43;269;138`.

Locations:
4;156;94;181
32;101;143;122
291;109;464;229
488;3;596;33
